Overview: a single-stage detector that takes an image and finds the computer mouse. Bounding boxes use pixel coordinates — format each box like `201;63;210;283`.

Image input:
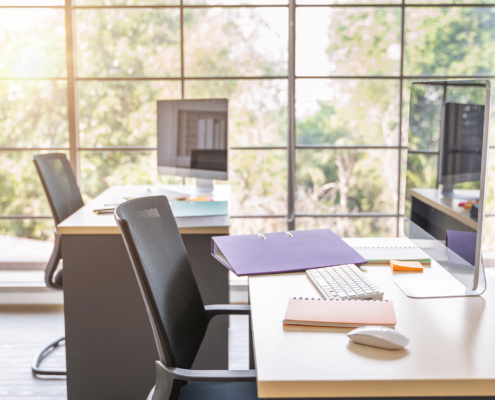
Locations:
347;326;409;350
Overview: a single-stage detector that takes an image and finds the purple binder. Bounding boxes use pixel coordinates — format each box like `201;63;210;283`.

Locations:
211;229;367;276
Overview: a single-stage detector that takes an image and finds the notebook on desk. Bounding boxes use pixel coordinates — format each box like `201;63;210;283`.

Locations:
349;237;432;264
283;297;397;328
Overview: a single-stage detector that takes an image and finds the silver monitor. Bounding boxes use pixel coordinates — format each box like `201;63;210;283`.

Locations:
397;80;490;298
157;99;228;193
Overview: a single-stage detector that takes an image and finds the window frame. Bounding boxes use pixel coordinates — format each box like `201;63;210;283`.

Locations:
2;0;495;236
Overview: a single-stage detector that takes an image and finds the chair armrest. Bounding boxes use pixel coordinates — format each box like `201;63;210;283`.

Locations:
45;232;63;290
205;304;251;321
157;362;256;382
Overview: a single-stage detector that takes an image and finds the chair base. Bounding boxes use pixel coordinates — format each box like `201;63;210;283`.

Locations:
31;336;67;376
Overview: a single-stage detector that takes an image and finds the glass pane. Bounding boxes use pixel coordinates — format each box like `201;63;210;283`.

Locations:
295;217;396;237
0;80;68;148
77;0;178;4
0;9;66;78
296;8;401;76
485;149;495;214
401;78;491;148
79;81;180;147
297;0;399;5
187;0;286;4
0;0;63;4
406;0;495;5
230;150;287;215
399;149;407;215
483;217;495;255
185;79;288;146
0;219;55;241
0;151;69;217
404;153;438;216
184;8;288;77
296;149;399;214
296;79;399;146
404;8;495;76
76;9;181;77
231;217;287;235
81;151;183;200
401;79;416;147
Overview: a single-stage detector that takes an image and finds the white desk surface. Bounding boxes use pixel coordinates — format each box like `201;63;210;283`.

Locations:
57;185;231;235
411;188;477;230
249;237;495;398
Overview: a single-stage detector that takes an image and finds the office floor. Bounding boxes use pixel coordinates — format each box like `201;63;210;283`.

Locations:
0;309;249;400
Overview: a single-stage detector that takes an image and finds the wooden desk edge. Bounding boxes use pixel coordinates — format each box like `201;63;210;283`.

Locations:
258;379;495;398
57;226;230;235
411;190;477;230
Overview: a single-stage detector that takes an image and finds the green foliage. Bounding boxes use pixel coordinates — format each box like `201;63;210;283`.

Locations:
405;8;495;76
326;8;401;76
77;8;181;77
3;4;495;241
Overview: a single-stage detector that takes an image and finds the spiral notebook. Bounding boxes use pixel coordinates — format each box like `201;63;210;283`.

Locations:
348;237;432;264
283;297;397;328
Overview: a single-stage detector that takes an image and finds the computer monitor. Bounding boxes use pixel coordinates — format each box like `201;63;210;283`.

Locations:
399;80;490;298
157;99;228;193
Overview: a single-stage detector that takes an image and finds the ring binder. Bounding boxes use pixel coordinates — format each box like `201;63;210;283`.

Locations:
211;229;367;277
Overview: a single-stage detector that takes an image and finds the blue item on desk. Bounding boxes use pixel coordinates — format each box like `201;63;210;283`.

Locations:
446;230;476;266
171;200;228;217
471;204;479;222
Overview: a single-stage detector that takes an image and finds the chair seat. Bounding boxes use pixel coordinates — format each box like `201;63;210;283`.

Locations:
178;381;259;400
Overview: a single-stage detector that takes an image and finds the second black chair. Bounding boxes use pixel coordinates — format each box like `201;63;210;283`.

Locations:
31;153;85;376
115;196;260;400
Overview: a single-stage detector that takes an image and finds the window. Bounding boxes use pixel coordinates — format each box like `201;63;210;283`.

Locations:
2;0;495;250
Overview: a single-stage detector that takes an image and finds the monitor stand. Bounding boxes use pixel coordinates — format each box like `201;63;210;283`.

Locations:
395;277;486;298
193;178;214;195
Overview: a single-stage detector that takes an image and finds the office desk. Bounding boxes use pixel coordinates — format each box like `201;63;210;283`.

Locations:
58;185;230;400
249;238;495;399
411;188;477;240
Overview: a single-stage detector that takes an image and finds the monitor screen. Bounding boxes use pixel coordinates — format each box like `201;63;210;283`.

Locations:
157;99;228;180
403;80;490;292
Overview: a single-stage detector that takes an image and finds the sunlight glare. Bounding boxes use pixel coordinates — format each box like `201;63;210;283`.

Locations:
0;8;54;32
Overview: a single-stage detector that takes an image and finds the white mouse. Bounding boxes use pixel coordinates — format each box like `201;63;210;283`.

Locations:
347;326;410;350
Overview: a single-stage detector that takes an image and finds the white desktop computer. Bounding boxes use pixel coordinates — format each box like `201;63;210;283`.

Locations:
398;80;491;298
157;99;228;194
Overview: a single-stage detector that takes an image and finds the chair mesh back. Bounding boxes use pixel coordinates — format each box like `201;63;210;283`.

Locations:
115;196;208;369
33;153;84;225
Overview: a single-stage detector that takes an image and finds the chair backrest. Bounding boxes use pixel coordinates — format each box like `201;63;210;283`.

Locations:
114;196;208;369
33;153;84;226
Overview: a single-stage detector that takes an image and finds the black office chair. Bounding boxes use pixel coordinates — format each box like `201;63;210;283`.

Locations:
31;153;85;376
114;196;259;400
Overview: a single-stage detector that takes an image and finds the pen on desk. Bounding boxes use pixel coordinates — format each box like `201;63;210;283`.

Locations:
93;208;115;214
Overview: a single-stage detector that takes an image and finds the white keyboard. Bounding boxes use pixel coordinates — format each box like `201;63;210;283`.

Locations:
306;264;384;300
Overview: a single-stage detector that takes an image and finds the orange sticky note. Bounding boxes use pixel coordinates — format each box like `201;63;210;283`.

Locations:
389;259;423;272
